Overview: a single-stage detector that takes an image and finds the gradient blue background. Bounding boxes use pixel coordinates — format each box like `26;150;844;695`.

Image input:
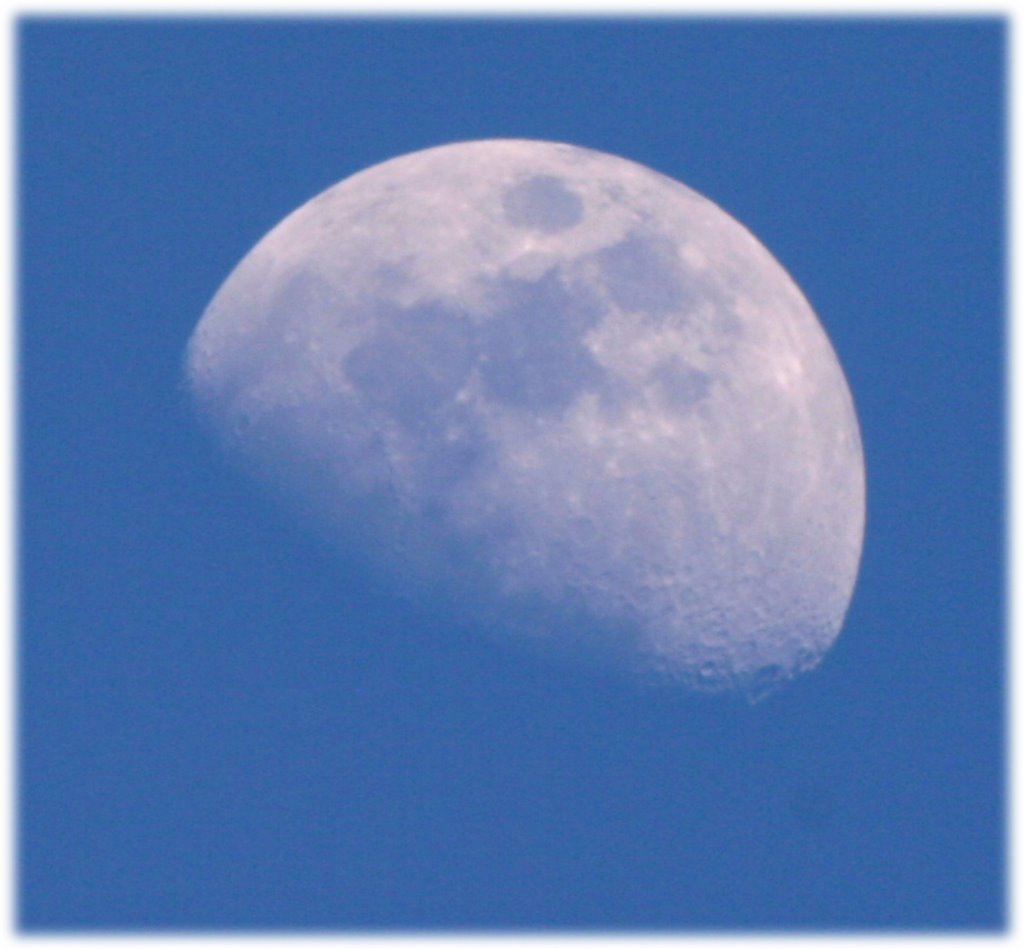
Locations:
19;18;1005;930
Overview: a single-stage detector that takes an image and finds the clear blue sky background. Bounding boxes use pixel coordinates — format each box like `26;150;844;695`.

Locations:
19;17;1005;930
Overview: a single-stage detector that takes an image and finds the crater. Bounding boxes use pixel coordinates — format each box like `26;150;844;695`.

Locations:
503;175;584;233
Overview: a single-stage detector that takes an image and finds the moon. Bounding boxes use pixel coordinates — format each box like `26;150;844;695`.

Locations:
186;139;865;698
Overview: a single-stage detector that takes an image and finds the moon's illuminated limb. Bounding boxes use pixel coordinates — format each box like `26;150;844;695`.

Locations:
187;139;865;697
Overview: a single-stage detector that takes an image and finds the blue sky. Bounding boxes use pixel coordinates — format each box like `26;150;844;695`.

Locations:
19;17;1004;930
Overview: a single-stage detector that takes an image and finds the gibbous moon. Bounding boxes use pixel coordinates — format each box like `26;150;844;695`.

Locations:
186;139;865;698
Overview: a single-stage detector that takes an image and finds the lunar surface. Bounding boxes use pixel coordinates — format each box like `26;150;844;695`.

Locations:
186;139;865;698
